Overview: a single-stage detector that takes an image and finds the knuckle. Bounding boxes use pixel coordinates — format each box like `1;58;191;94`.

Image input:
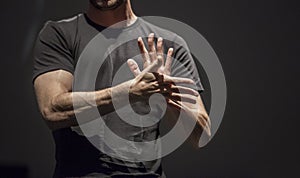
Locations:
153;82;159;88
140;81;146;86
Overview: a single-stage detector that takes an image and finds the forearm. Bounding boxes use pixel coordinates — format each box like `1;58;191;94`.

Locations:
43;80;132;130
165;98;211;148
190;110;211;148
181;99;211;147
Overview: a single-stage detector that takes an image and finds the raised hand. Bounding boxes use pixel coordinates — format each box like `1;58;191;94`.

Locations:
127;33;199;105
126;33;211;144
127;33;174;76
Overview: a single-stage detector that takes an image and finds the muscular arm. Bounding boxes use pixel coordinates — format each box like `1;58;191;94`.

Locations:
34;61;194;131
34;70;124;130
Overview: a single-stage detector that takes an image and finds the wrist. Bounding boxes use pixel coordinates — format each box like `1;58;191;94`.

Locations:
111;80;133;101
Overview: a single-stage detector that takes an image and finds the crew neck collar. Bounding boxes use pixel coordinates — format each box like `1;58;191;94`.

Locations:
83;13;140;32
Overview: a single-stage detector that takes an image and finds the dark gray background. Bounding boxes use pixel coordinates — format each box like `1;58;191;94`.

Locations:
0;0;298;177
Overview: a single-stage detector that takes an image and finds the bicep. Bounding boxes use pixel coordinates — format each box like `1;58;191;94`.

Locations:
34;70;73;114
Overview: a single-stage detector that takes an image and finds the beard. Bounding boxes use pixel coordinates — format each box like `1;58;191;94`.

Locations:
89;0;126;11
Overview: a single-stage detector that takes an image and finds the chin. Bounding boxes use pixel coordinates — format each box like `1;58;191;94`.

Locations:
90;0;126;10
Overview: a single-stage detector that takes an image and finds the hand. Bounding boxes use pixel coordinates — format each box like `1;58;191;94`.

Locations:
128;57;197;102
127;33;199;104
167;94;211;137
126;33;211;141
127;33;174;76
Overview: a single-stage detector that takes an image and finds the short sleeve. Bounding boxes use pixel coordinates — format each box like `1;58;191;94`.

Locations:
32;21;74;83
171;36;204;93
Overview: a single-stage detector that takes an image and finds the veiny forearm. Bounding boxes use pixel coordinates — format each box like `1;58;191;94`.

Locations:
44;80;132;130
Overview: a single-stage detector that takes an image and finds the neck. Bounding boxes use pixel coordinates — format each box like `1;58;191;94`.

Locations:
86;1;137;27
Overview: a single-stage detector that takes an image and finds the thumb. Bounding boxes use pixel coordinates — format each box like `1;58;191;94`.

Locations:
127;59;141;77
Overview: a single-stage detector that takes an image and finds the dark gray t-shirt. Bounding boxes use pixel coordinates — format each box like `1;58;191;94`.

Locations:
33;13;203;178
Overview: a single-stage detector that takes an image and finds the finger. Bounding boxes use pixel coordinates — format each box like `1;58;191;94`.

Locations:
145;59;163;73
167;99;183;111
157;55;164;71
164;75;195;85
148;33;157;62
165;48;174;74
138;37;150;65
136;59;163;81
170;85;199;96
146;81;160;90
141;72;156;82
146;89;162;94
127;59;141;77
166;93;197;104
156;37;164;61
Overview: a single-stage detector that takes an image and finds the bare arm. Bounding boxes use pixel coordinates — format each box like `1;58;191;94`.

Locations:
166;94;211;148
34;70;118;130
34;59;194;131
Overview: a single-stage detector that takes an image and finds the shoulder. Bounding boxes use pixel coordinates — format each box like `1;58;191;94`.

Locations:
38;14;83;40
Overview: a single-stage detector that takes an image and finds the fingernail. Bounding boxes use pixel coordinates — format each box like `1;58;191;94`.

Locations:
158;37;163;42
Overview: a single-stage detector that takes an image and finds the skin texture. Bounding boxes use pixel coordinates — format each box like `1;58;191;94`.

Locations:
34;0;211;145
